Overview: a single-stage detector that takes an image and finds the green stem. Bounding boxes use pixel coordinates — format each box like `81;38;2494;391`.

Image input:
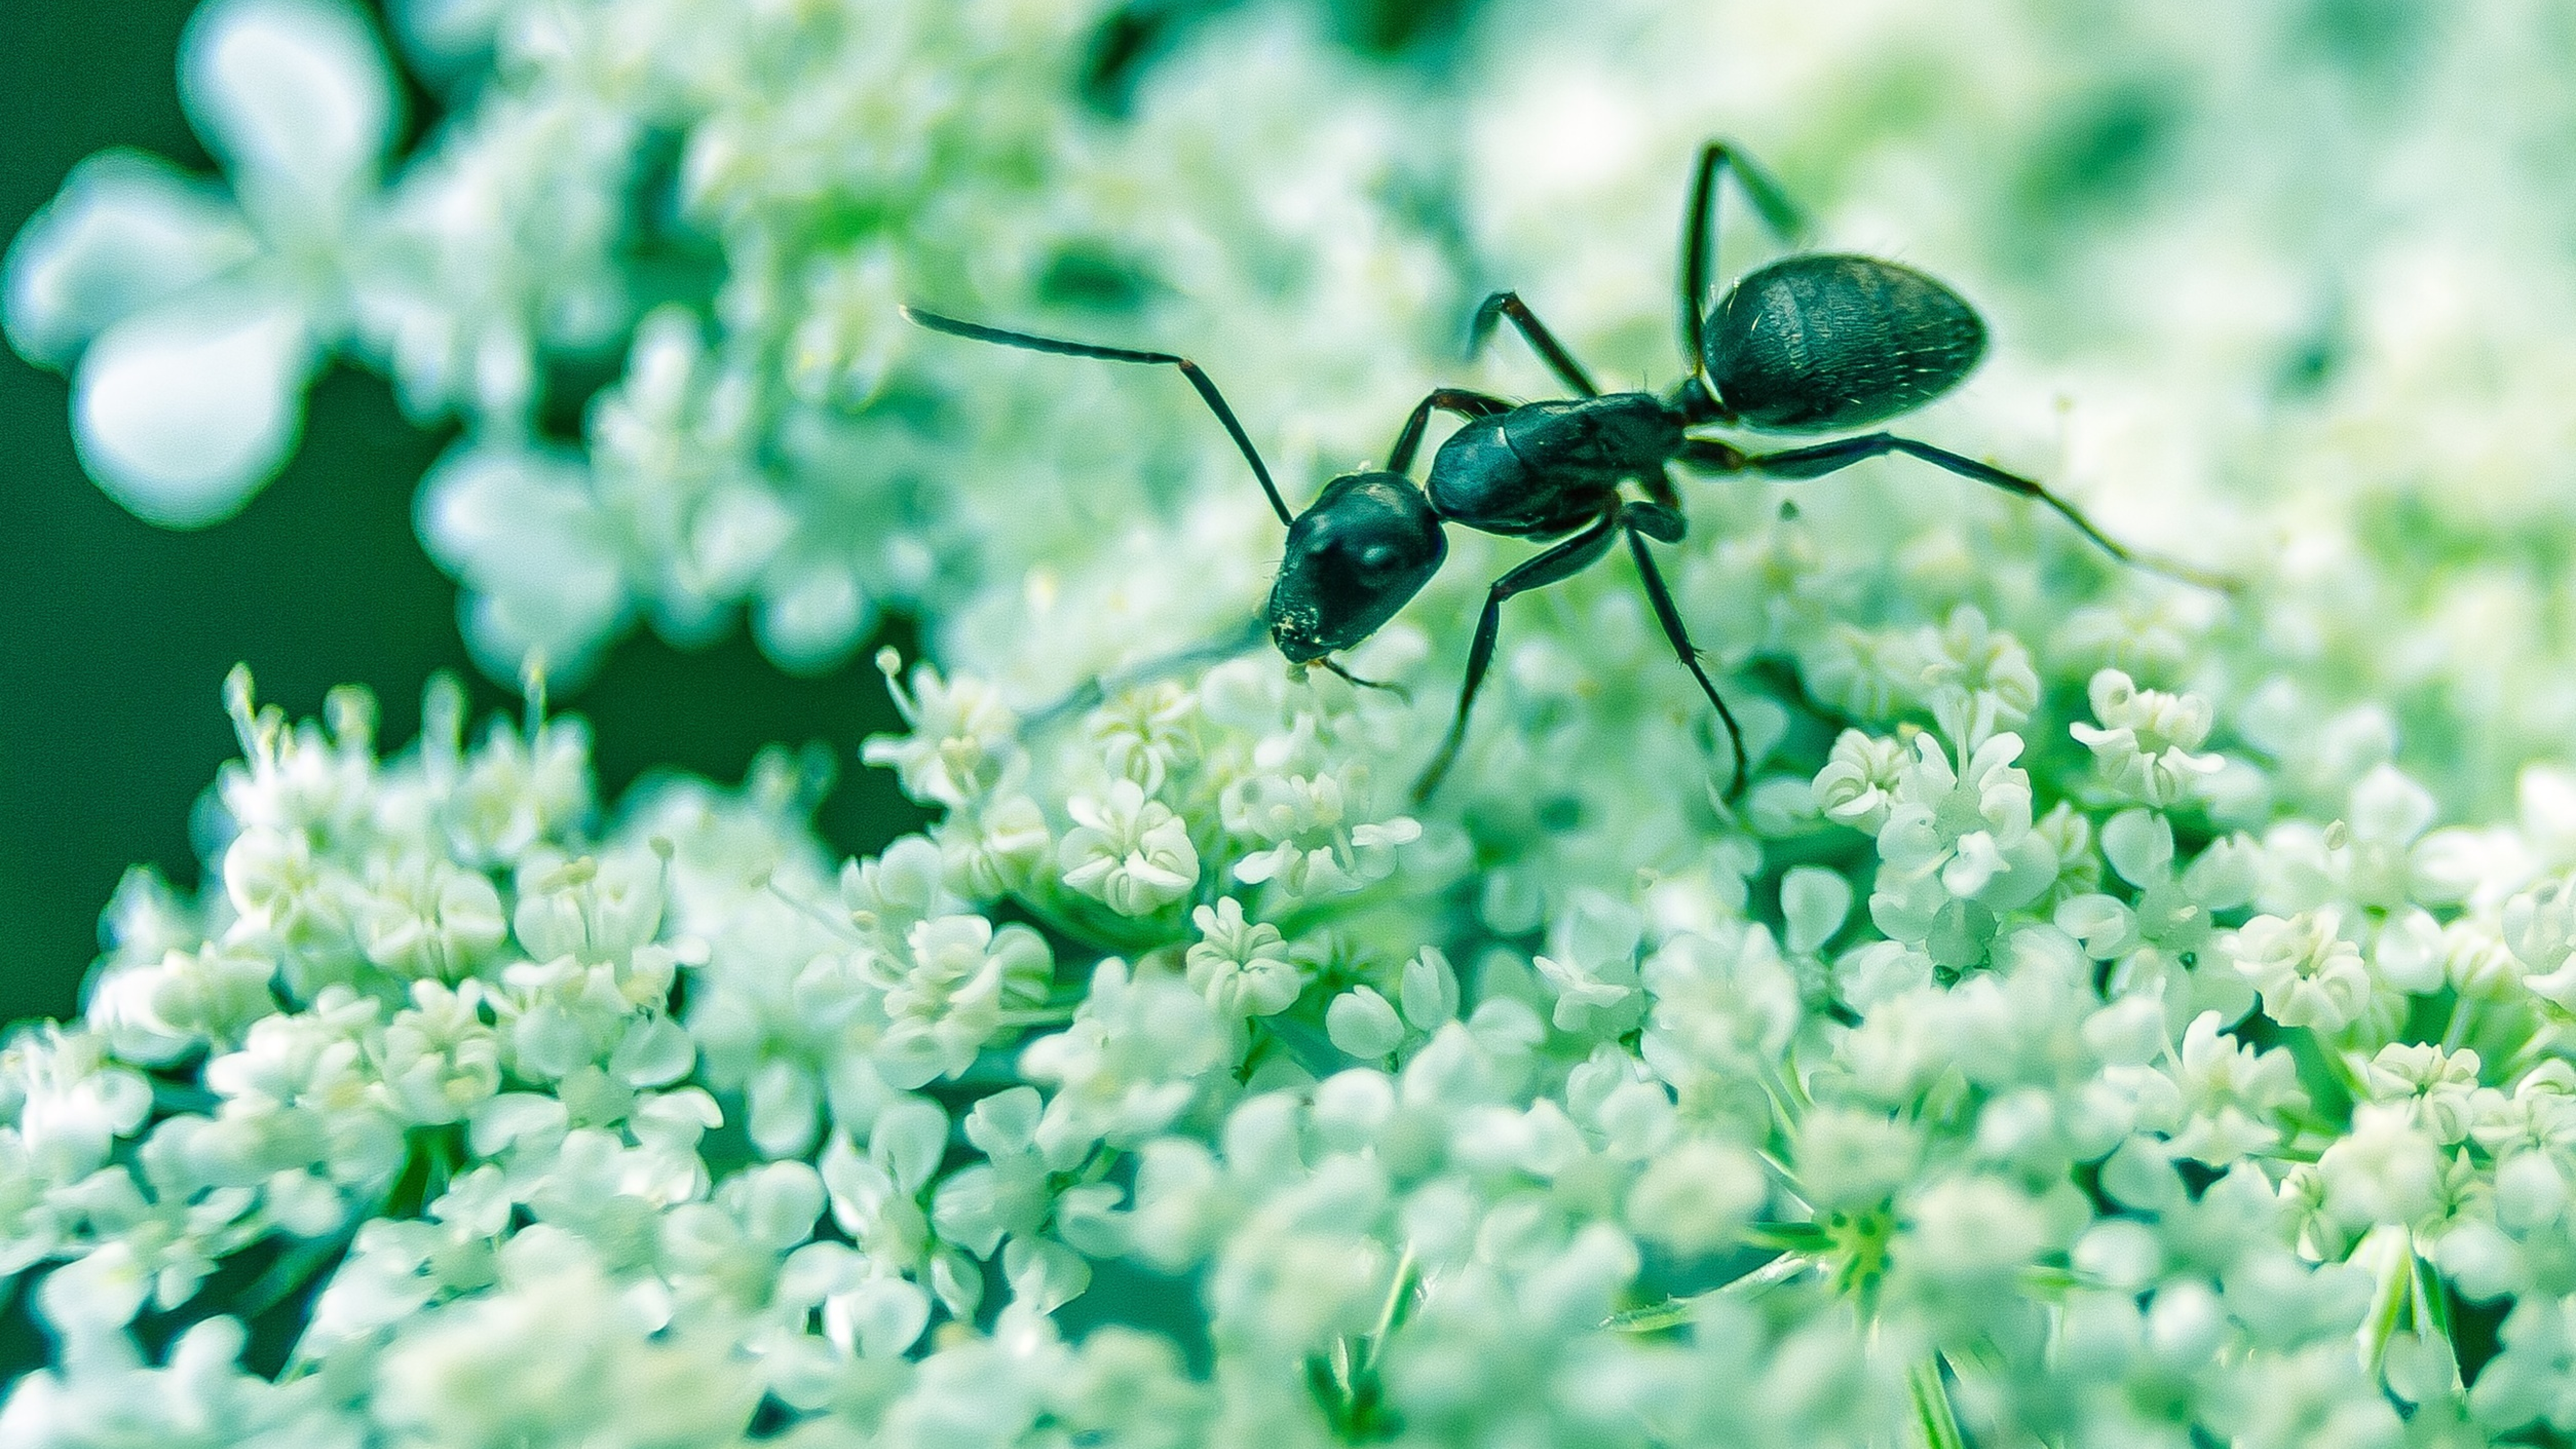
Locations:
1907;1356;1968;1449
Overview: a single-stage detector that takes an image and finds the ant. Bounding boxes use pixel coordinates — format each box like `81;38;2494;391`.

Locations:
907;140;2225;804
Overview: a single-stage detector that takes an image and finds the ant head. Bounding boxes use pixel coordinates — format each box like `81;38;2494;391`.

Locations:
1266;471;1446;663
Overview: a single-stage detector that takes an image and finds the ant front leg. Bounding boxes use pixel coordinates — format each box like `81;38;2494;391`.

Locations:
1387;387;1514;476
1736;432;2237;592
1468;292;1600;398
1679;140;1809;368
1319;657;1409;702
1621;509;1749;800
1413;511;1623;803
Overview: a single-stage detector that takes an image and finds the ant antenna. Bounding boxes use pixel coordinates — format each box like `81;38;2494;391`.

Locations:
904;305;1296;528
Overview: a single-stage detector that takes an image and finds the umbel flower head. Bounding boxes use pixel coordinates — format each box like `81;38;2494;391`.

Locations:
22;0;2576;1444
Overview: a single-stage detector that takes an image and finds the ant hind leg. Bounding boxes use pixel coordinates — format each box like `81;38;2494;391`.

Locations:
1737;432;2238;593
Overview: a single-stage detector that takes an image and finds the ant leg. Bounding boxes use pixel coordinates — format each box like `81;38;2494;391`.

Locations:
1468;292;1600;398
903;305;1294;527
1675;437;1748;473
1680;140;1809;368
1737;432;2237;592
1643;463;1686;512
1622;512;1749;800
1413;511;1623;803
1319;657;1410;702
1387;387;1515;476
1024;615;1271;731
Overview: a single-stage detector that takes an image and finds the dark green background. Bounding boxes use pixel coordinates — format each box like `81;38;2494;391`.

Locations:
0;0;923;1030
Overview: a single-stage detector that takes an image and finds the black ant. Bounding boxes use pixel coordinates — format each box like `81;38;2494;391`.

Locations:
906;140;2225;804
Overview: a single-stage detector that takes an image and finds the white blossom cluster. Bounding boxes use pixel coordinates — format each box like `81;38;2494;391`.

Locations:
18;0;2576;1443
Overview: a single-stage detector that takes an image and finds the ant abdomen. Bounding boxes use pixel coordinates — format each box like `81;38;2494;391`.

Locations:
1705;254;1987;432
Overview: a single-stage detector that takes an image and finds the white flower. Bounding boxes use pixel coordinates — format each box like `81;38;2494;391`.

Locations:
1184;899;1303;1018
1912;604;2040;746
1022;960;1226;1151
1529;890;1645;1036
2155;1011;2309;1165
1325;987;1405;1060
2231;911;2372;1032
1059;780;1198;917
6;0;398;525
1626;1137;1765;1255
357;855;507;981
1639;923;1802;1098
2358;1042;2485;1145
371;981;503;1125
1876;731;2051;904
3;1027;153;1178
2502;868;2576;1009
1222;770;1420;899
936;793;1052;901
1812;729;1909;834
861;657;1023;809
369;1239;764;1447
867;915;1052;1089
2316;1104;2444;1230
2069;669;2223;808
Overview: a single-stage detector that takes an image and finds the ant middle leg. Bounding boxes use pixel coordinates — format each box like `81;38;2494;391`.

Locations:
902;305;1295;527
1622;512;1749;800
1734;432;2236;592
1413;511;1623;803
1387;387;1514;476
1679;140;1809;366
1469;291;1600;398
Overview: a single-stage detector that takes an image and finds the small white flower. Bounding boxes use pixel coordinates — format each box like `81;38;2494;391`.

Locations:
1626;1137;1765;1255
1325;986;1405;1060
1184;899;1303;1018
2315;1103;2444;1230
2069;669;2223;808
1812;729;1909;834
1876;731;2051;905
1912;604;2040;746
1022;960;1225;1151
868;916;1052;1089
862;657;1023;809
2358;1041;2485;1144
2231;911;2371;1031
1059;780;1198;917
357;855;507;981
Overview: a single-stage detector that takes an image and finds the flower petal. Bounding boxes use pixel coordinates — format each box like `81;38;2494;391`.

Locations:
4;151;257;368
417;441;630;685
72;291;312;527
182;0;396;203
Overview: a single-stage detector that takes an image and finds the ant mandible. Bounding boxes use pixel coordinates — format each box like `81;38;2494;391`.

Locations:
907;139;2225;806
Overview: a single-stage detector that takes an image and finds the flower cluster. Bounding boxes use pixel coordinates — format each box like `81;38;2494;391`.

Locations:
18;0;2576;1444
